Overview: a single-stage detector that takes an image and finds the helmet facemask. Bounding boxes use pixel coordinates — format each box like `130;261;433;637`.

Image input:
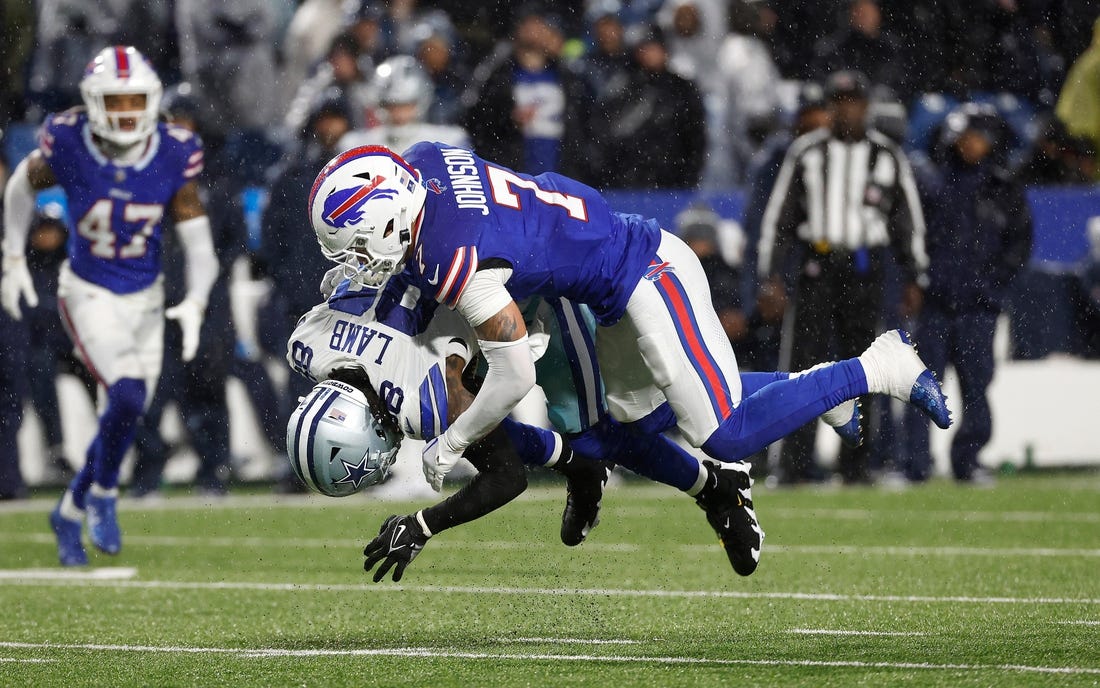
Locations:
310;146;427;288
80;46;163;149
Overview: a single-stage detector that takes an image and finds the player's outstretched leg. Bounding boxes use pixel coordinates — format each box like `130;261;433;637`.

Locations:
500;418;612;546
692;460;764;576
743;370;862;447
858;330;952;429
48;492;87;567
86;377;147;554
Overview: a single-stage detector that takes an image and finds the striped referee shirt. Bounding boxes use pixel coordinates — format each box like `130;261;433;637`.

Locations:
758;128;928;284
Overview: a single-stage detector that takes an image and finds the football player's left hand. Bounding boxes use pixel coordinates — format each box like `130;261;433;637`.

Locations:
1;255;38;320
422;432;463;492
166;298;205;362
363;514;429;582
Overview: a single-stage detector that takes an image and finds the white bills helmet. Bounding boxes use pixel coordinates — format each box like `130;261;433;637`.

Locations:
308;145;427;287
80;46;163;147
287;378;402;497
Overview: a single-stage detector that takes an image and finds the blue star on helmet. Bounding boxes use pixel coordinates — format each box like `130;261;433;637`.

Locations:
334;455;373;489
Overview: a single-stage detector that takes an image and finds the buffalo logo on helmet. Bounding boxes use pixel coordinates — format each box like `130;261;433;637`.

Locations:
322;175;398;228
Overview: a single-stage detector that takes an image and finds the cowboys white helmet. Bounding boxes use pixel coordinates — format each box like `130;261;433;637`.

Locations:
374;55;433;121
308;145;427;287
80;46;163;147
287;378;402;497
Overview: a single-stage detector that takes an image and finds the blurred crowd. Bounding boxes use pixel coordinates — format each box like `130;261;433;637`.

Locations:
2;0;1100;497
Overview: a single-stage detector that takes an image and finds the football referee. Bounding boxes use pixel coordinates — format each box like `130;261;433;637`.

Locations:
757;70;928;485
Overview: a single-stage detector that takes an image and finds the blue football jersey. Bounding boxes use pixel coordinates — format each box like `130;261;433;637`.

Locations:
37;109;203;293
401;141;662;326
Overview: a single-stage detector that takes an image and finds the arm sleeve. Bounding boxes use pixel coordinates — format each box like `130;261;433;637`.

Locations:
175;215;219;308
440;334;535;453
416;424;528;536
2;158;36;257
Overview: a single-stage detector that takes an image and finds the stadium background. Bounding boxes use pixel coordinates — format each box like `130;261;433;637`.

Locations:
2;0;1100;489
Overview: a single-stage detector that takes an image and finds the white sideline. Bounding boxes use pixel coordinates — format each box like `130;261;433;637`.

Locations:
0;641;1097;675
0;577;1098;606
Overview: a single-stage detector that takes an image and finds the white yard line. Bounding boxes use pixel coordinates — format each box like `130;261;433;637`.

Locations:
1;492;1097;524
495;638;643;645
3;532;1098;559
0;657;55;663
1056;620;1100;626
0;641;1096;675
0;567;136;580
788;629;927;637
0;577;1098;606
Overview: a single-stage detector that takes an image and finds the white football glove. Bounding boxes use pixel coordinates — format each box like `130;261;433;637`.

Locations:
165;298;205;362
422;432;464;492
1;255;38;320
320;265;346;300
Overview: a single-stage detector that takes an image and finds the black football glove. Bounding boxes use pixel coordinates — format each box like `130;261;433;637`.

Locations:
363;514;429;582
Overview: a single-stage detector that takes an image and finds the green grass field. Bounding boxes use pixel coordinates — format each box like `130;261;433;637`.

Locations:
1;473;1098;687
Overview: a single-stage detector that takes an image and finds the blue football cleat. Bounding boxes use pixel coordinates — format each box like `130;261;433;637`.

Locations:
823;398;862;447
49;505;87;567
860;330;953;430
910;368;952;429
86;492;121;555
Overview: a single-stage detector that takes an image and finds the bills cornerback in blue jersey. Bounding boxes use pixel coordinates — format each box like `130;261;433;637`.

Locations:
37;110;202;293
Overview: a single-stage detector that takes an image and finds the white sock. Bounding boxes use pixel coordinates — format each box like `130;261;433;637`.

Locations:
89;483;120;499
685;461;710;497
543;433;564;468
856;354;888;396
59;491;84;521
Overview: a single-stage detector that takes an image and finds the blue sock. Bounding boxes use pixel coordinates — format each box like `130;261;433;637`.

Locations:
68;438;99;510
500;417;561;467
88;378;147;491
572;415;701;492
702;359;867;461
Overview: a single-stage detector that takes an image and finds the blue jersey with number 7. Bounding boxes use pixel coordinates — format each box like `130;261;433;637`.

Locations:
401;141;662;326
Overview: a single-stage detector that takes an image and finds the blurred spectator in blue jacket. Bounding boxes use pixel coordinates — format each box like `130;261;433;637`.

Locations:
462;6;594;180
904;103;1033;484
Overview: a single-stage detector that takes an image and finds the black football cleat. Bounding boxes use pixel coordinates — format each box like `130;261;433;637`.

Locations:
560;457;613;546
695;460;765;576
